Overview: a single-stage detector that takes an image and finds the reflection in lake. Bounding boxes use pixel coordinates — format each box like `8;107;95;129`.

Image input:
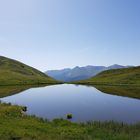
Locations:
94;85;140;99
0;84;52;98
0;86;30;98
0;84;140;124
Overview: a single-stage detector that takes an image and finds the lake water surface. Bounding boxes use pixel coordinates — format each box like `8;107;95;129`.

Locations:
1;84;140;124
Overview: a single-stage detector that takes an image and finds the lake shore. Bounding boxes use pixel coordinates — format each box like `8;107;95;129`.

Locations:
0;102;140;140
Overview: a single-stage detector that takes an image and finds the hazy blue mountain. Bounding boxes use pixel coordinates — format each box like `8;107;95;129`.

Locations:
46;65;132;82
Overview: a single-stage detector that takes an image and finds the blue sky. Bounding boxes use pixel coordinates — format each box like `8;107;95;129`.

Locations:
0;0;140;71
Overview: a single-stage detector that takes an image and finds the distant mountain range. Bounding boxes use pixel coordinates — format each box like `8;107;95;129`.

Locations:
46;64;132;82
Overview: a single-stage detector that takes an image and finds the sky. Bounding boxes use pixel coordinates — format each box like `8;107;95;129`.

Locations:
0;0;140;71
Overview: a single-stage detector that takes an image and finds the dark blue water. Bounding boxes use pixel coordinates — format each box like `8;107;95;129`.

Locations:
1;84;140;124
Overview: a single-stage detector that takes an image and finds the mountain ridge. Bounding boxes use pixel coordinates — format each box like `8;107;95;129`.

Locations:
46;64;132;82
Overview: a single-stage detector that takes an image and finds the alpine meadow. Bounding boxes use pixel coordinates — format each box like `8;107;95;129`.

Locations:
0;0;140;140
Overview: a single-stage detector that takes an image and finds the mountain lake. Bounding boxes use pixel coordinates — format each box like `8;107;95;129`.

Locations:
0;84;140;124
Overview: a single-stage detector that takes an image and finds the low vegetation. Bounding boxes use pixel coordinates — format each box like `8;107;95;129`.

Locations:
66;114;73;119
0;103;140;140
0;56;59;86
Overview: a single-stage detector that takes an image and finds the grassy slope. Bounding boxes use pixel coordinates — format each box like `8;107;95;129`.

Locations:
0;103;140;140
76;66;140;86
0;56;59;86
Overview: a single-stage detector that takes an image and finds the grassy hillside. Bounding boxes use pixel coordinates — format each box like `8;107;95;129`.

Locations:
75;66;140;86
0;103;140;140
0;56;59;86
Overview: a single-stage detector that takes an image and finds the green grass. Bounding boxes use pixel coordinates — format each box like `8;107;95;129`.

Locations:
0;56;60;86
0;103;140;140
75;66;140;86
